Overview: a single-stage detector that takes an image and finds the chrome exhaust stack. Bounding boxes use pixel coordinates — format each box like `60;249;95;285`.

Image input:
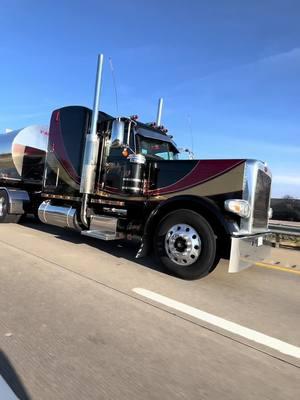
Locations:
156;97;163;126
80;54;104;227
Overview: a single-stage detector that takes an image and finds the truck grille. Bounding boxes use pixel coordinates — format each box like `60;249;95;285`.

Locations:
252;169;271;229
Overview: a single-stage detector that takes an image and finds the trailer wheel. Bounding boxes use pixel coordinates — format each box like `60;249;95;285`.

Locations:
154;209;217;280
0;190;21;224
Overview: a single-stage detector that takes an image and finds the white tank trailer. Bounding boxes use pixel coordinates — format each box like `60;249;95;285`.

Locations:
0;125;48;223
0;125;48;184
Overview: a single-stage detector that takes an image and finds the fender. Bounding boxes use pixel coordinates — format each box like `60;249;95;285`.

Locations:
0;187;30;215
136;195;238;258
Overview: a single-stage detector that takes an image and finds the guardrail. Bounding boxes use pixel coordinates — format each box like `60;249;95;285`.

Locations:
268;221;300;250
269;223;300;236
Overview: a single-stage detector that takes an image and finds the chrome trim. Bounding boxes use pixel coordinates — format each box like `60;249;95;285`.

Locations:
55;167;60;187
0;177;22;182
232;228;272;237
121;186;141;191
91;198;125;206
41;193;81;202
126;120;132;146
123;178;142;182
43;167;48;185
128;154;146;164
103;207;127;216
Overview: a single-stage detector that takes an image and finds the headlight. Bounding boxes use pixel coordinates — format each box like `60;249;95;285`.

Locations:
224;199;251;218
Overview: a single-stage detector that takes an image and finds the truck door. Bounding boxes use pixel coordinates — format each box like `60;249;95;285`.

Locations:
102;121;146;196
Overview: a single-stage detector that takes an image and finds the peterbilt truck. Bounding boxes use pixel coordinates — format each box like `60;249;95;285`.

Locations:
0;54;272;280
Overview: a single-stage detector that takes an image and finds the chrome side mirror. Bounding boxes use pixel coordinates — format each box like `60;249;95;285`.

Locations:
111;119;125;148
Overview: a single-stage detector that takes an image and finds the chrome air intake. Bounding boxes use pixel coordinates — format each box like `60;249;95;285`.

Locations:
38;201;81;231
122;154;146;195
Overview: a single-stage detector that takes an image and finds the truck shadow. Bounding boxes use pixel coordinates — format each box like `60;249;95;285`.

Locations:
0;350;31;400
20;217;172;276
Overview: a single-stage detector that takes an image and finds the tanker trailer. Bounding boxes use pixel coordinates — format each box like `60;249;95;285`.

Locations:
0;125;48;222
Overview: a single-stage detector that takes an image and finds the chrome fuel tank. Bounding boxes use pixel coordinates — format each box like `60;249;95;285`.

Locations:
0;125;48;184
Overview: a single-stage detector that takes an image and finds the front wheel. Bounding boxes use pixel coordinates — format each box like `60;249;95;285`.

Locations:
154;209;217;280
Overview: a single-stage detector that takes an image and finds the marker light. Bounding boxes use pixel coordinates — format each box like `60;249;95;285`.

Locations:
268;207;273;219
224;199;251;218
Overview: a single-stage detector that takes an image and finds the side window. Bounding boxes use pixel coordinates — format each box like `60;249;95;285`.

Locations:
155;152;170;160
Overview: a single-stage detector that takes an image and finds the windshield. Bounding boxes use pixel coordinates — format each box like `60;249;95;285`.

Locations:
136;135;178;160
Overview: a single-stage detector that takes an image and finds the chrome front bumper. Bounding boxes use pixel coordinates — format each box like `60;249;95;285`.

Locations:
228;232;273;273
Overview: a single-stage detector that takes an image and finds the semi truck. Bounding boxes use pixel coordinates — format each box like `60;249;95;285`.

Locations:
0;54;272;280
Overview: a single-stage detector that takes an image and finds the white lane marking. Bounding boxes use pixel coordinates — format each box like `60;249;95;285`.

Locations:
0;376;18;399
133;288;300;359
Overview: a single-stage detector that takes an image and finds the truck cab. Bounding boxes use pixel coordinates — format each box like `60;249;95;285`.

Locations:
36;103;272;279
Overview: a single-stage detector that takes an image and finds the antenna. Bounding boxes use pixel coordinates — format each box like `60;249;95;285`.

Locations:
109;57;119;115
178;147;195;160
187;115;194;155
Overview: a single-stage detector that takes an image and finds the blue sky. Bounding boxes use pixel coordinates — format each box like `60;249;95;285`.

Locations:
0;0;299;197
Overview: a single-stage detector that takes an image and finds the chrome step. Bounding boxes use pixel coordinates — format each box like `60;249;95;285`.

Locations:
81;230;118;240
81;215;123;241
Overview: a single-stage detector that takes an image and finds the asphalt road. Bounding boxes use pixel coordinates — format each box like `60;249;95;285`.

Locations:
0;220;299;400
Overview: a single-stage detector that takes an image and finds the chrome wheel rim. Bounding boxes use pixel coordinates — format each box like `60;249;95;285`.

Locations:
0;197;5;217
165;224;201;266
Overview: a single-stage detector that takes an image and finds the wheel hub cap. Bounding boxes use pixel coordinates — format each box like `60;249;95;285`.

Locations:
165;224;202;266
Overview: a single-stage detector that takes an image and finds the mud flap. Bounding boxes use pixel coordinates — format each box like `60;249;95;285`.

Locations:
228;233;273;273
136;235;151;258
0;187;30;215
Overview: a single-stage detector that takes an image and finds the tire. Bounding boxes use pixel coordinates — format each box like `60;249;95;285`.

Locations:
154;209;217;280
209;253;221;273
0;190;21;224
